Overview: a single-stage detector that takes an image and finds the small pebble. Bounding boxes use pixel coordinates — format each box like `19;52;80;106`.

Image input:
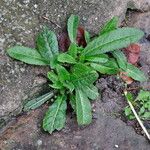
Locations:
50;98;54;102
20;68;25;72
34;4;38;9
37;139;42;146
115;144;119;148
95;17;98;20
24;0;30;4
83;16;87;21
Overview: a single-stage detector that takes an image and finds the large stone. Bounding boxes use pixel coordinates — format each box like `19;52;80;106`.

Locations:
0;0;49;121
0;0;149;122
0;0;150;149
0;104;149;150
131;0;150;12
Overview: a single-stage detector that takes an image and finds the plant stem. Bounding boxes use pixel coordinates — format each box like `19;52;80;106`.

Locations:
124;91;150;141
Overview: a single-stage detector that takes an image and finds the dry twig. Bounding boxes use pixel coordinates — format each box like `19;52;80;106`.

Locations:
42;16;61;28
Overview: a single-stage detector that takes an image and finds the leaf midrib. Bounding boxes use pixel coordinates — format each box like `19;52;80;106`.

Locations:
85;34;138;55
77;89;85;123
92;63;118;70
127;68;143;80
11;50;48;63
86;85;97;96
72;72;97;86
45;34;54;57
26;92;54;110
45;97;63;132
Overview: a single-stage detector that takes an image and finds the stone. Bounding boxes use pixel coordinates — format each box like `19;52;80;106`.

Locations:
132;0;150;12
1;0;149;123
0;105;149;150
1;0;150;122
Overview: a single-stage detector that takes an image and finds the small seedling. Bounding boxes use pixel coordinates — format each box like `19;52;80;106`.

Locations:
7;15;147;133
125;90;150;120
124;90;150;140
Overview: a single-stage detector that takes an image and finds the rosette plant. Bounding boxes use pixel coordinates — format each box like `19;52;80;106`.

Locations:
7;15;146;133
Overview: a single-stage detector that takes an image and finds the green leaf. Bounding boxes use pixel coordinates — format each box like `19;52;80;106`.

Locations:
77;46;84;52
23;92;54;111
71;63;99;87
71;63;96;77
67;15;79;43
49;55;59;69
85;54;108;63
125;92;134;102
84;30;90;44
81;84;99;100
43;95;67;133
126;63;147;82
99;17;118;35
145;103;150;110
57;53;76;64
68;43;77;58
142;112;150;119
75;88;92;125
128;115;136;120
125;106;132;116
56;65;70;82
139;106;145;115
91;59;119;74
56;65;74;91
112;50;127;70
70;94;76;111
7;46;49;65
82;27;144;56
49;81;63;90
47;71;58;83
136;90;150;101
62;81;74;92
36;27;59;63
